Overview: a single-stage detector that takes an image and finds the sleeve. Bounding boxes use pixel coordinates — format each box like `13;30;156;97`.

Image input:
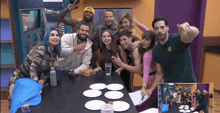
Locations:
143;51;153;82
29;46;45;81
140;25;148;32
74;47;92;74
41;70;50;82
60;34;74;57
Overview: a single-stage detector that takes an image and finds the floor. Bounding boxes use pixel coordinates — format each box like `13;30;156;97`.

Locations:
1;91;220;113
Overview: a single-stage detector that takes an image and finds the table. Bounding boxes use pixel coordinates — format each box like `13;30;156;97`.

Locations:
17;71;138;113
166;104;193;113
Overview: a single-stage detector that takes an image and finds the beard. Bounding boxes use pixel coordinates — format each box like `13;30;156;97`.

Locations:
77;33;88;41
158;33;167;41
83;15;93;22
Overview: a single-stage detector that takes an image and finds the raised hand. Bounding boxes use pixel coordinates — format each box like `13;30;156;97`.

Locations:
74;42;85;53
177;22;198;41
112;53;124;67
68;1;79;11
133;18;138;25
115;68;122;75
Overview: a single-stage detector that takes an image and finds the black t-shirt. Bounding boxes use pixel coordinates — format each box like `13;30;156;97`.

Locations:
197;94;207;107
153;33;197;83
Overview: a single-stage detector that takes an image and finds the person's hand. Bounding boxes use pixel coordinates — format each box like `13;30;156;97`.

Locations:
94;66;102;72
74;42;85;53
177;22;196;40
131;41;141;50
203;90;208;95
145;88;153;99
112;53;124;67
68;1;79;11
115;68;122;75
133;18;138;25
38;79;45;85
69;69;76;77
141;87;147;96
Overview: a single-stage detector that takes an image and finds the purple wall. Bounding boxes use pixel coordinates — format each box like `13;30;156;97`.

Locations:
155;0;207;81
197;83;210;104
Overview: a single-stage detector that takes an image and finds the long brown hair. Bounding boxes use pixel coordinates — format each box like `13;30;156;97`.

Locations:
100;30;118;54
138;30;157;64
118;12;134;31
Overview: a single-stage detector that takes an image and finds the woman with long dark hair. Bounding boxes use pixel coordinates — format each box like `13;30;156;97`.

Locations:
138;31;157;95
8;28;61;107
94;30;127;74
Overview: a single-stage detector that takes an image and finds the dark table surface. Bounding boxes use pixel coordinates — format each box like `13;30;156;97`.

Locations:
17;71;138;113
166;104;193;113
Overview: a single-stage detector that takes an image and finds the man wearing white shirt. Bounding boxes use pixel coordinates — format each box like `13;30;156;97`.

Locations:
59;22;92;76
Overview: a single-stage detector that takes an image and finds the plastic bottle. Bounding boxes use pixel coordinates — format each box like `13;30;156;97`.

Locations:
50;68;57;86
55;66;62;83
21;104;32;113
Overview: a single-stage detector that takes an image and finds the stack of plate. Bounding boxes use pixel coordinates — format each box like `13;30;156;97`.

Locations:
83;83;130;112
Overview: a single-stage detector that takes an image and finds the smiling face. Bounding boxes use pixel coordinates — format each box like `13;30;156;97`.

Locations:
104;11;115;27
119;35;132;50
153;20;169;41
49;30;60;47
121;18;130;30
77;24;90;41
101;31;112;46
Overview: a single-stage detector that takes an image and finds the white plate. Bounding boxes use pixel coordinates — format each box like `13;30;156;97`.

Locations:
185;110;191;112
83;89;102;98
184;107;189;110
104;91;124;99
193;112;199;113
113;101;130;112
184;105;189;107
85;100;106;110
179;110;185;112
107;83;124;90
89;83;107;90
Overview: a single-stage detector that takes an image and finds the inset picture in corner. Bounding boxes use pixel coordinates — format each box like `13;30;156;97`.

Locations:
158;83;213;113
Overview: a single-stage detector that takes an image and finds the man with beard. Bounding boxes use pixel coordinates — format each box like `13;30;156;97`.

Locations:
94;9;118;50
145;16;199;98
57;3;97;68
57;3;96;41
192;89;208;113
59;23;92;76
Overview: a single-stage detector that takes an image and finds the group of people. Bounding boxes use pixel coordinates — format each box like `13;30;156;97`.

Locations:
164;86;208;113
8;2;200;111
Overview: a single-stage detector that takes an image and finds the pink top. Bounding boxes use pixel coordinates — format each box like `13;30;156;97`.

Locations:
143;50;155;82
140;25;148;32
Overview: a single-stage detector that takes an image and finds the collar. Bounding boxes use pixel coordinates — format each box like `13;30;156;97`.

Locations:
102;21;118;30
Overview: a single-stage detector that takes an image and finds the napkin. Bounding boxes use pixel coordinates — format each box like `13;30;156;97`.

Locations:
128;90;148;106
10;78;43;113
